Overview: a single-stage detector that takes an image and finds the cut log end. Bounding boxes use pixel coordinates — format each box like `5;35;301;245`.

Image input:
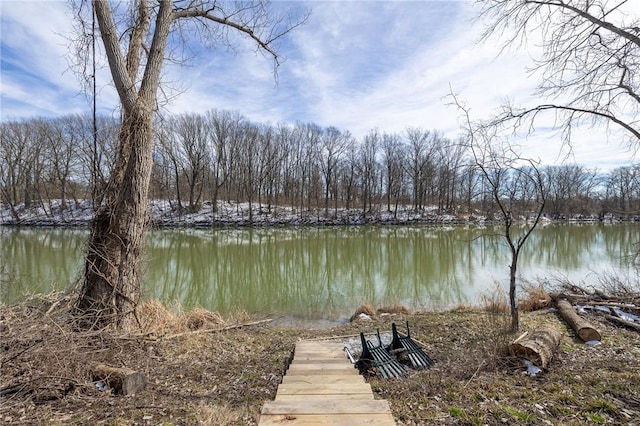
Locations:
92;364;147;395
510;327;563;369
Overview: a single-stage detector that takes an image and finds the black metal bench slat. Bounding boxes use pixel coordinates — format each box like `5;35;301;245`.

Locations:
391;322;434;369
356;330;407;379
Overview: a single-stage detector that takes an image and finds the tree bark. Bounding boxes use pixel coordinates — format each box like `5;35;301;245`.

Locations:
76;1;173;330
74;0;297;329
510;327;563;369
78;107;154;330
555;298;602;342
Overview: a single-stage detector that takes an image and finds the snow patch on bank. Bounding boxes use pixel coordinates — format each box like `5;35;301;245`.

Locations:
0;200;472;227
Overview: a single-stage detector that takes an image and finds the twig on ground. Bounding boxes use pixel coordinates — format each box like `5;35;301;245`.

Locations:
162;319;273;340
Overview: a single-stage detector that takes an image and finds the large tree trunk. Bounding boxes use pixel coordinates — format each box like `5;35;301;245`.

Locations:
77;107;154;330
75;0;172;330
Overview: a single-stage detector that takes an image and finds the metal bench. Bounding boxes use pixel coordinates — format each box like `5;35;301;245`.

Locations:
355;329;407;379
390;321;434;369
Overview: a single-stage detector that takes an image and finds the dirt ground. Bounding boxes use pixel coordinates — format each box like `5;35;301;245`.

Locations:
1;293;639;425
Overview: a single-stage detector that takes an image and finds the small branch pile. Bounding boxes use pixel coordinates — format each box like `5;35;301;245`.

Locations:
552;283;640;333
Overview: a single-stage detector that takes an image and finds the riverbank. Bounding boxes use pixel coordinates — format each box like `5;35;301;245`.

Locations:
1;199;636;227
1;293;639;425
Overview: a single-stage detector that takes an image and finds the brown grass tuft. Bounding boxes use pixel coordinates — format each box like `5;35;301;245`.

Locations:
481;295;510;315
136;299;181;334
181;307;225;330
377;304;410;315
197;403;247;425
350;303;377;322
519;282;553;312
136;300;236;335
453;303;473;311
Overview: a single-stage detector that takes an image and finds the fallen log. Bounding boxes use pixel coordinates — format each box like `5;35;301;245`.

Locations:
510;327;563;369
92;364;147;396
551;292;640;306
555;298;602;342
606;315;640;332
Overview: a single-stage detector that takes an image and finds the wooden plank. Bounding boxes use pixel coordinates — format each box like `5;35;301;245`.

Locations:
275;393;374;401
259;413;396;425
282;375;365;385
295;342;344;347
261;399;391;415
291;358;351;364
285;368;360;376
295;345;346;351
293;352;348;360
287;363;354;370
258;339;396;425
276;383;372;395
296;342;344;350
295;346;345;352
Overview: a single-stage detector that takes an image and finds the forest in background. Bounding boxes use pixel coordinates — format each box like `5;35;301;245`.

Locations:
1;110;638;223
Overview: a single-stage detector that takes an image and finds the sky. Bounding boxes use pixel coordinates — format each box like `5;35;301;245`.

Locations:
0;0;638;171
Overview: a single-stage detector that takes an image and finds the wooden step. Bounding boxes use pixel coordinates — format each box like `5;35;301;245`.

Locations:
276;393;374;401
259;413;396;425
285;368;360;376
261;399;391;415
258;339;396;425
291;358;352;364
282;375;365;384
287;362;354;371
277;383;373;395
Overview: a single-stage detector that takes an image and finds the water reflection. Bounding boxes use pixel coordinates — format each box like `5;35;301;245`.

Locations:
1;228;86;301
2;224;638;320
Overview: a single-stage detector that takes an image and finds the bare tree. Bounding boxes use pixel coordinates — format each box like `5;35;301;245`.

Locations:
605;165;640;215
73;0;307;329
43;116;83;212
478;0;640;150
207;109;244;211
544;165;599;217
359;129;380;216
380;132;406;216
405;128;442;211
0;121;32;219
453;92;546;331
173;113;210;213
319;126;350;217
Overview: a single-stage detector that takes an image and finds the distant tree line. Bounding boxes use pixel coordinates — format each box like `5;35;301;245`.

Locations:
1;111;638;221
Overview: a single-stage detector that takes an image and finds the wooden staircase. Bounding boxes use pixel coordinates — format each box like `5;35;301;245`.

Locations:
258;340;396;425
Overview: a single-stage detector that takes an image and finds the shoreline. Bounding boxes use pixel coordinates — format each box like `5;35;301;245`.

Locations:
1;200;636;228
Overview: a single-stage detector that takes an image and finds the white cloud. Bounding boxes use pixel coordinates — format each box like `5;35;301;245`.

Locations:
0;0;636;169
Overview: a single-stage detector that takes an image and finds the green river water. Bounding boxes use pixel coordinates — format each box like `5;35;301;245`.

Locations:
1;223;638;323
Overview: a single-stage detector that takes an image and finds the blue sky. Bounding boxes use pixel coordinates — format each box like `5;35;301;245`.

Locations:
0;0;637;170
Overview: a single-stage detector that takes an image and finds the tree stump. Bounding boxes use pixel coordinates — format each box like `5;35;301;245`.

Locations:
92;364;147;395
510;326;563;369
556;298;602;342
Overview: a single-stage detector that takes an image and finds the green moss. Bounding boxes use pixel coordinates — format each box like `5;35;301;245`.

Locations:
501;405;535;422
449;406;466;418
586;413;606;424
587;398;618;414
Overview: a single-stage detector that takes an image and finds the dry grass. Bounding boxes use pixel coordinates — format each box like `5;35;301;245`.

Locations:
197;404;249;426
480;282;511;315
2;293;639;425
377;304;411;315
349;303;377;321
135;301;252;336
519;281;553;312
136;299;180;334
